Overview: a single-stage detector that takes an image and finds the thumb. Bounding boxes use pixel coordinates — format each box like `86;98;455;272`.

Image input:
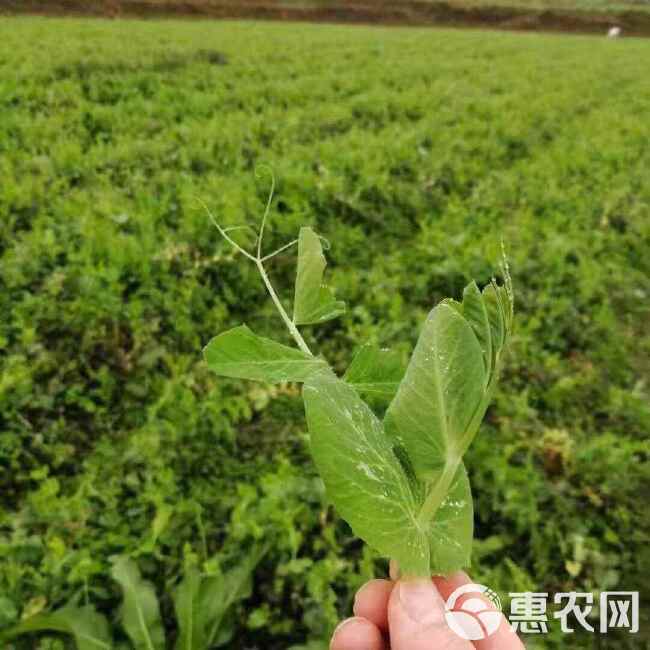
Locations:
388;578;474;650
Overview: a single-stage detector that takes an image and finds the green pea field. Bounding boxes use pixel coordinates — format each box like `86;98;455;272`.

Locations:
1;16;649;649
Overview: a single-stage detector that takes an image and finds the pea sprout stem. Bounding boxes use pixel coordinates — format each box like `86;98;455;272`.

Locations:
260;239;299;263
199;174;313;357
255;258;312;356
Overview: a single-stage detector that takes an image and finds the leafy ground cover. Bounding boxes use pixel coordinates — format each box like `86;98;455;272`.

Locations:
0;17;649;649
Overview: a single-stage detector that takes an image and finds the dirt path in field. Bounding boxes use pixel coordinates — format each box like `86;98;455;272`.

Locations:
2;0;650;37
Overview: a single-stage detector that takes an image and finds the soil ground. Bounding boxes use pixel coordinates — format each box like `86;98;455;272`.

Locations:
2;0;650;37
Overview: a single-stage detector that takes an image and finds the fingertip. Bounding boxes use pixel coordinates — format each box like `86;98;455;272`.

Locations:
388;578;474;650
393;578;447;626
330;616;386;650
353;579;393;631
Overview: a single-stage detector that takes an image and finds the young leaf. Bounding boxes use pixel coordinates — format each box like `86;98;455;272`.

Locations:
204;324;327;383
292;227;345;325
3;605;112;650
111;556;165;650
451;277;513;385
483;282;513;371
383;303;487;482
343;344;405;400
458;281;492;380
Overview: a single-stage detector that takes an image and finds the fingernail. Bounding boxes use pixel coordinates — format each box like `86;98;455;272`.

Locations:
331;616;357;639
399;579;443;625
353;579;383;614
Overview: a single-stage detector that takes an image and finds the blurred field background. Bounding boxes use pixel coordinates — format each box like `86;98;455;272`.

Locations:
1;16;649;649
3;0;650;36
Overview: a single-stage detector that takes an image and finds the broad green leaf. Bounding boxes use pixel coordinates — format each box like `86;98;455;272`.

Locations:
306;277;513;576
384;303;487;482
292;227;345;325
173;545;266;650
425;462;473;572
203;545;267;647
381;279;512;573
111;557;165;650
304;370;430;576
305;370;474;575
343;344;405;400
174;568;205;650
204;324;327;383
4;604;112;650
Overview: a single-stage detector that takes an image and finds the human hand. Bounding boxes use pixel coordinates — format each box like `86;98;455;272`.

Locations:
330;570;525;650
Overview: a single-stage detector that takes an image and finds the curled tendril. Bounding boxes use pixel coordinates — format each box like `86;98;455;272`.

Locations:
317;235;332;251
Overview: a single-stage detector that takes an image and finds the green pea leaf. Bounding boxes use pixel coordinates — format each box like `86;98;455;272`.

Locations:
292;227;345;325
343;344;405;400
111;557;165;650
384;303;487;483
304;370;430;575
304;370;474;576
306;276;513;576
3;605;112;650
203;226;513;578
204;325;327;383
